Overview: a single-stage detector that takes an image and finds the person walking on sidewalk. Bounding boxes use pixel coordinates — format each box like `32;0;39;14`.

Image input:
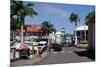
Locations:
38;46;43;58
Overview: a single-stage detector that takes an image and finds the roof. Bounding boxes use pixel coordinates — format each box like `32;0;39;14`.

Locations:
75;25;88;31
26;24;42;32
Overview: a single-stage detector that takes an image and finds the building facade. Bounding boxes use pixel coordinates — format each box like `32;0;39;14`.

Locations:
75;25;88;44
15;24;47;41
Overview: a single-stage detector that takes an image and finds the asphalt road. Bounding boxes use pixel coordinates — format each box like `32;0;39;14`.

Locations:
10;47;94;67
33;47;94;65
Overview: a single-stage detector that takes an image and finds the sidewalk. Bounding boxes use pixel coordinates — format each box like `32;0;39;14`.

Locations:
10;51;49;67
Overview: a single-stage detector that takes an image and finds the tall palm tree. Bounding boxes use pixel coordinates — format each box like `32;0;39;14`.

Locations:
85;10;95;43
69;12;80;26
40;20;56;51
11;1;38;43
85;10;95;52
85;10;95;25
69;12;80;46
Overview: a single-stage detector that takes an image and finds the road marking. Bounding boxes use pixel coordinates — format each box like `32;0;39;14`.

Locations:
52;52;58;54
52;51;73;54
52;51;65;54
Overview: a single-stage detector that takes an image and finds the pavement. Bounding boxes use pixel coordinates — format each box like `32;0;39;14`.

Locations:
10;51;49;67
10;47;95;67
33;47;94;65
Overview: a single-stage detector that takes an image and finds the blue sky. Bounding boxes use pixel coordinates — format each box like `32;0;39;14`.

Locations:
25;2;95;34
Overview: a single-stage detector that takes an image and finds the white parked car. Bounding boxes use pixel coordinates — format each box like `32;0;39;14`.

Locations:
38;41;48;51
39;41;47;45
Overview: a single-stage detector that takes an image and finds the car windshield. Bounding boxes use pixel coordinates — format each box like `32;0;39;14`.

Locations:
38;44;44;46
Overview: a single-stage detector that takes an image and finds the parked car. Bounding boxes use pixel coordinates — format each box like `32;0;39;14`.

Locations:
38;41;48;51
51;43;62;51
24;41;38;54
19;49;30;59
77;41;88;48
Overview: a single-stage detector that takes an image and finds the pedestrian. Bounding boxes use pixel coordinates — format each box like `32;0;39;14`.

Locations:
73;38;75;46
38;47;43;58
71;38;75;47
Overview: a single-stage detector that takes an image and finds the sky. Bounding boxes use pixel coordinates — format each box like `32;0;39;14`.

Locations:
24;1;95;34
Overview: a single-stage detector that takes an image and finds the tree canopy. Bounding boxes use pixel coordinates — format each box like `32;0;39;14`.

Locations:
69;12;80;26
41;20;56;35
10;1;38;31
85;10;95;25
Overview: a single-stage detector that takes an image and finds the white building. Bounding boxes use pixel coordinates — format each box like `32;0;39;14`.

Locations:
75;25;88;45
50;32;62;44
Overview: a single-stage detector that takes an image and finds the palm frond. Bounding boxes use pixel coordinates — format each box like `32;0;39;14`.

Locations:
69;12;80;26
85;10;95;25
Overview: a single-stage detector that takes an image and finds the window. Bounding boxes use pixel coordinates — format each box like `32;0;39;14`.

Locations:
26;32;31;36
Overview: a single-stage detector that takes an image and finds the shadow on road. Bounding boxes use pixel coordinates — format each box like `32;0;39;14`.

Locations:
11;57;28;62
20;56;29;60
74;49;95;61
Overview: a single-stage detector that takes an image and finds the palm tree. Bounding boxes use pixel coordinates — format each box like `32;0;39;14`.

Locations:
41;21;56;36
85;10;95;43
85;10;95;54
69;12;80;46
10;17;18;38
69;12;80;26
85;10;95;25
11;1;37;43
40;20;56;51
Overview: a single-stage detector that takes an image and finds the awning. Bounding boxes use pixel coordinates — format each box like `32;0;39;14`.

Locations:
11;43;31;50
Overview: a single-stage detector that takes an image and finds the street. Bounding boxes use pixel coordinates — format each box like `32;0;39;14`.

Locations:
11;47;94;67
33;47;93;65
